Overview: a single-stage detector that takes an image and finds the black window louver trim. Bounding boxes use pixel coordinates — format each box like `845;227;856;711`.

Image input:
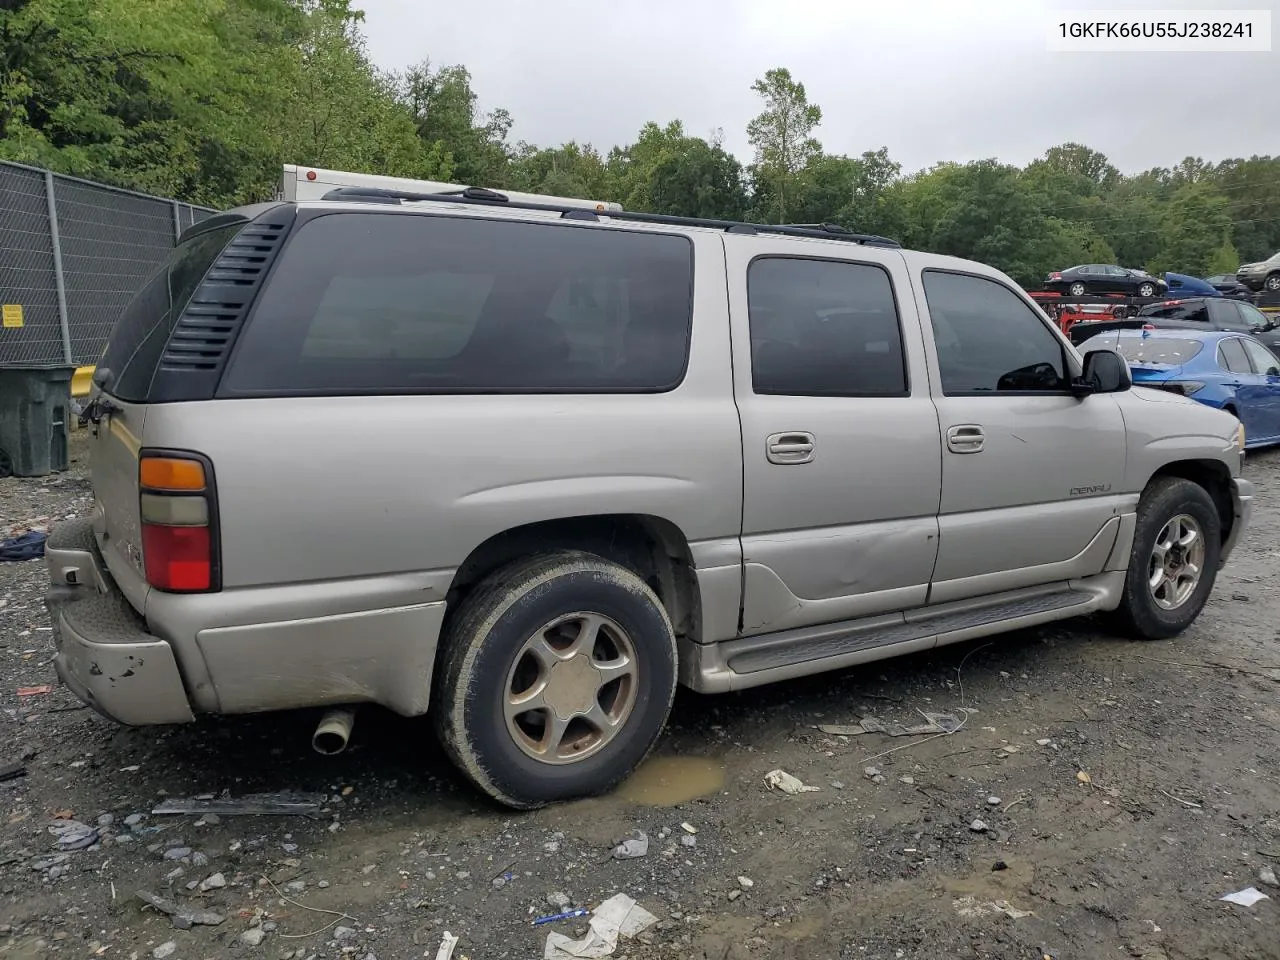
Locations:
160;223;286;371
148;205;297;403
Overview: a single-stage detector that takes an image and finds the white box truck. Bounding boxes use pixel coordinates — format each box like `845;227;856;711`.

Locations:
279;164;622;211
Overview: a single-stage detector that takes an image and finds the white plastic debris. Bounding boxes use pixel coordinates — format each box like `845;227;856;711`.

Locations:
611;830;649;860
433;931;459;960
764;769;820;795
953;896;1032;919
543;894;658;959
1220;887;1270;907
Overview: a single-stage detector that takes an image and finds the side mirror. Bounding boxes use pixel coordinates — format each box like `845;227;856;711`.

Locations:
1268;366;1280;377
1077;349;1131;397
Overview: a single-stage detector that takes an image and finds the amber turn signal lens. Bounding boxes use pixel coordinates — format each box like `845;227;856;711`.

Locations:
140;457;206;491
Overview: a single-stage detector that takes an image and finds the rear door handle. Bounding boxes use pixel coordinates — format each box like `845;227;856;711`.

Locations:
766;432;816;464
946;424;985;454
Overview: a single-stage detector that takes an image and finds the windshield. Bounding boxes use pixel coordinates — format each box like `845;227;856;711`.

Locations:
1113;338;1203;365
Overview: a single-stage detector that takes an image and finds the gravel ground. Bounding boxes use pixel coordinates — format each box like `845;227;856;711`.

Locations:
2;429;1278;960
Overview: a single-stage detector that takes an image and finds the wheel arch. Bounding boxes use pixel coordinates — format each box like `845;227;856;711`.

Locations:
1145;459;1234;546
444;514;702;646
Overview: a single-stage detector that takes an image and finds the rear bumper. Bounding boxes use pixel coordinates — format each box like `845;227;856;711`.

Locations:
45;517;451;723
1221;476;1254;566
45;521;194;724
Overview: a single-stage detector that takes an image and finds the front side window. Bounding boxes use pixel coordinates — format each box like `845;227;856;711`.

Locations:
1240;338;1279;375
222;213;694;395
747;257;907;397
1237;302;1272;332
923;271;1069;395
1140;302;1209;324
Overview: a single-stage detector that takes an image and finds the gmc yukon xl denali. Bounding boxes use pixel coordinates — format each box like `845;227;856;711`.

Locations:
46;188;1254;808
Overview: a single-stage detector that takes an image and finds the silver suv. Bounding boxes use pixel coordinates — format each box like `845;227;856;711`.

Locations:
1237;250;1280;293
46;188;1254;808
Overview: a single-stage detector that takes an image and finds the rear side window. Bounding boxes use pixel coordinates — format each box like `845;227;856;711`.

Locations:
747;257;907;396
1217;338;1251;374
100;224;243;401
221;213;693;395
1139;302;1209;324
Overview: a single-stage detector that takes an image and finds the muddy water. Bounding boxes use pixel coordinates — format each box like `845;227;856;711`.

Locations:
613;754;726;805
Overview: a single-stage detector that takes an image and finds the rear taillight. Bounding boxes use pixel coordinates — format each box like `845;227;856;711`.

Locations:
1160;381;1206;396
139;452;218;592
1049;272;1062;280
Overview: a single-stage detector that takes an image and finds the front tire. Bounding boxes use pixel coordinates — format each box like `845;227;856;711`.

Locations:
1265;273;1280;293
1113;478;1221;640
434;551;678;809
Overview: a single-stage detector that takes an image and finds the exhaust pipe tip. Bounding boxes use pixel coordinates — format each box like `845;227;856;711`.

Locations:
312;708;355;756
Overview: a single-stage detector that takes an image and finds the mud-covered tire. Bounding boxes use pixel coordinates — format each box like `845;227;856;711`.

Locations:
433;550;678;809
1113;477;1221;640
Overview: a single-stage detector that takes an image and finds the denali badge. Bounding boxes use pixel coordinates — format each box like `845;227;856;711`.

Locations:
1069;484;1112;497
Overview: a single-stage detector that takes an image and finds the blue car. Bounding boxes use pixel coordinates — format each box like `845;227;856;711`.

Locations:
1079;328;1280;449
1164;272;1221;298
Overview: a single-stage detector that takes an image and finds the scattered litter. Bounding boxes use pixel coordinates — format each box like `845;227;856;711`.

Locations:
0;761;26;783
534;908;590;927
434;931;459;960
0;531;47;562
953;896;1032;920
611;830;649;860
152;791;325;818
492;870;516;889
136;889;226;927
970;820;990;833
680;822;697;835
47;819;98;851
1076;771;1092;785
764;769;819;795
16;685;53;697
543;893;658;959
819;712;962;738
1220;887;1270;908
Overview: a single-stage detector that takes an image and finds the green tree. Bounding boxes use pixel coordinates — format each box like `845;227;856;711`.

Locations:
1207;233;1239;275
399;61;512;187
746;67;821;223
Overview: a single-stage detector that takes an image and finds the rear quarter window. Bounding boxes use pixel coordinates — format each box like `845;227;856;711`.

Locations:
220;213;694;395
100;224;243;401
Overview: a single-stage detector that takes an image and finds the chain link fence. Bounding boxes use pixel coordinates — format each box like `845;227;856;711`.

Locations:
0;161;216;366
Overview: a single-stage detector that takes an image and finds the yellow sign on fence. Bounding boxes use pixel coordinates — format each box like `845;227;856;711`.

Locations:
1;304;23;328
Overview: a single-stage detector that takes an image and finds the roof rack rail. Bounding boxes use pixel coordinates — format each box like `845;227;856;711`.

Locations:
318;186;902;248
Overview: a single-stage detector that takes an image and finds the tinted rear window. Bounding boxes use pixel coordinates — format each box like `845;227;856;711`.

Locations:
221;213;694;395
100;224;242;401
1138;302;1208;323
1112;338;1203;365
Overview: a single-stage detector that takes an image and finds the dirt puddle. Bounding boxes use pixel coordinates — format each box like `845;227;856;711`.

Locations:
613;755;726;805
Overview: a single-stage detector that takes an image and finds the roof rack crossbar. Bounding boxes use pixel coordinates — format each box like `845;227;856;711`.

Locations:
317;186;902;248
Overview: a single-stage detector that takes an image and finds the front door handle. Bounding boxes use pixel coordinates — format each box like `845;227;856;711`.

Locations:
946;424;985;454
766;431;816;464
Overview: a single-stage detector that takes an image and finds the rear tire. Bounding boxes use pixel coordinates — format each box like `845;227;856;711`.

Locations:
434;550;678;809
1138;282;1156;298
1069;282;1087;297
1113;478;1221;640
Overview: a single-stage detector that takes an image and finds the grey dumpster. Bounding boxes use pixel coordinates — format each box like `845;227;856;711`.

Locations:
0;365;74;477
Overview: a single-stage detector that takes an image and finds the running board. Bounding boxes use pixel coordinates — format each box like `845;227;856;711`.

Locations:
679;573;1125;694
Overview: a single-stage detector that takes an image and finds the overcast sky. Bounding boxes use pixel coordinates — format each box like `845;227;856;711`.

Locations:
357;0;1276;175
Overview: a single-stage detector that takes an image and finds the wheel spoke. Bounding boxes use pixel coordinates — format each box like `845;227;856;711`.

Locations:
505;679;549;719
526;635;566;670
540;711;572;756
593;655;634;689
581;700;621;733
1149;566;1167;592
566;614;606;658
1177;525;1198;549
